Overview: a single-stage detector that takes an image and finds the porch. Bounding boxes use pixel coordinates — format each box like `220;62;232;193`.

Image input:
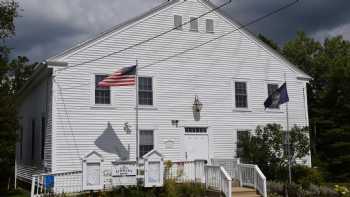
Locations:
30;158;266;197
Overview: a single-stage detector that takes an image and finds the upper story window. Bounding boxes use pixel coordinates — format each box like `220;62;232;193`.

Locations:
138;77;153;106
139;130;154;157
31;119;36;160
206;19;214;33
95;75;111;105
235;81;248;108
174;15;183;30
190;17;198;32
41;116;46;160
267;83;279;109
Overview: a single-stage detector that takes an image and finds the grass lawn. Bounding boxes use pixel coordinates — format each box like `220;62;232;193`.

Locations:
2;189;29;197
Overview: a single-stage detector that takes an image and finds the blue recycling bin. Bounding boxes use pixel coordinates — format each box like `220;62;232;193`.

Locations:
44;175;54;189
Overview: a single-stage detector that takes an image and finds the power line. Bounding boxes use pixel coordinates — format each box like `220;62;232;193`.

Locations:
55;0;233;73
139;0;299;70
53;0;299;91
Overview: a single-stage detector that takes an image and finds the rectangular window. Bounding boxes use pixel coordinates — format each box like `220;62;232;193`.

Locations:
206;19;214;33
95;75;111;105
31;119;35;161
20;126;23;161
174;15;183;30
190;17;198;32
235;82;248;108
267;84;279;109
236;130;250;158
41;117;46;160
139;130;154;157
185;127;207;133
138;77;153;106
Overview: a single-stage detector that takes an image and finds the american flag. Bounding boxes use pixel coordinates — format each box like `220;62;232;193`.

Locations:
98;65;137;87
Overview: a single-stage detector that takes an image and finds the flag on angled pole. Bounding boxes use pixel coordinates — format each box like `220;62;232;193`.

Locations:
264;82;289;109
97;63;140;163
98;65;137;87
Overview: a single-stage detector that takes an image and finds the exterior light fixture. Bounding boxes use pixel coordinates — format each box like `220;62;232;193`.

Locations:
193;95;203;112
124;122;131;134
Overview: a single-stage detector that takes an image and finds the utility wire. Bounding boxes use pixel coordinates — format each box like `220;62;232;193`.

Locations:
139;0;299;70
53;0;299;91
55;0;233;73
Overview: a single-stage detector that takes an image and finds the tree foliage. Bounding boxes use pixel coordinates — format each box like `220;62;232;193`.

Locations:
259;32;350;181
240;124;310;180
0;0;33;189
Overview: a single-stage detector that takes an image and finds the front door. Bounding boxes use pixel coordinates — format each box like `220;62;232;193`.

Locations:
184;127;209;161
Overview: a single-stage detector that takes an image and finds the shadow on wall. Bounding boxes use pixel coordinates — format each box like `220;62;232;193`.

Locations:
95;122;129;160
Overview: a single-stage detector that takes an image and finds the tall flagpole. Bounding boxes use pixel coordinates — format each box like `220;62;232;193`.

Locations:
136;60;139;163
284;73;292;184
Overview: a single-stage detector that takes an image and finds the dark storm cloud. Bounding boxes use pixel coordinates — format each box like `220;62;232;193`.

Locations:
214;0;350;44
7;0;350;62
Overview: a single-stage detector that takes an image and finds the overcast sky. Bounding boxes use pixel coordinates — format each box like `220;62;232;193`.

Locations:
7;0;350;62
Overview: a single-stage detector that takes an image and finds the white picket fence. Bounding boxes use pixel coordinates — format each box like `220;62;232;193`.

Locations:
31;170;83;197
30;159;266;197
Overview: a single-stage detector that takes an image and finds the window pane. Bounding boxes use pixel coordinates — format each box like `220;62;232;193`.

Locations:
95;75;110;104
138;77;153;105
190;17;198;32
140;130;154;157
174;15;182;30
237;130;250;158
206;19;214;33
235;82;248;108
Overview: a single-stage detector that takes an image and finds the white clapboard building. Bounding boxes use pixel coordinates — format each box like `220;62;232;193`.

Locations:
16;0;311;195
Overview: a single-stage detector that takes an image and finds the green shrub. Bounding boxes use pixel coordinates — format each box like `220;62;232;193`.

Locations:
335;185;350;197
293;165;325;187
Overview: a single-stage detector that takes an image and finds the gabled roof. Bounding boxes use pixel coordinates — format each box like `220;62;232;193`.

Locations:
48;0;179;61
48;0;311;80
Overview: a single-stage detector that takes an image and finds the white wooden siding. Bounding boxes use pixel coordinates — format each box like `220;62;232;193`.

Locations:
49;0;310;172
16;71;52;180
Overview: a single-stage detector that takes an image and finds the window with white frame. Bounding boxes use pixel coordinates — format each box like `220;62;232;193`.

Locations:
236;130;250;158
235;81;248;108
206;19;214;33
95;75;110;105
138;77;153;106
31;119;35;160
41;116;46;160
185;127;207;134
267;83;279;109
139;130;154;157
174;15;183;30
190;17;198;32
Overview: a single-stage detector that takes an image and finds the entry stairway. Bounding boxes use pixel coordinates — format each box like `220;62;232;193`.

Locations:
232;187;261;197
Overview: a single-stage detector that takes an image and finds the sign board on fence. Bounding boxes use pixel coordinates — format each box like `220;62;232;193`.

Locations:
82;151;104;191
111;161;137;186
143;149;164;188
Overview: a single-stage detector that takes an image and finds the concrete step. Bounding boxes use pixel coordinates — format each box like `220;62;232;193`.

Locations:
232;187;261;197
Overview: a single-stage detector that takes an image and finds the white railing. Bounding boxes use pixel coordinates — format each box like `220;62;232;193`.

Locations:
165;160;206;183
211;158;240;180
31;170;82;197
238;164;267;197
205;165;232;197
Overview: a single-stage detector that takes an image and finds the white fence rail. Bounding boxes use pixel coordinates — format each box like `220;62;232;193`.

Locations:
31;170;82;197
238;164;267;197
211;158;240;179
205;165;232;197
165;160;206;183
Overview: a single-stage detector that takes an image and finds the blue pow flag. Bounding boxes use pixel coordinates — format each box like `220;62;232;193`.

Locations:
264;82;289;109
44;175;54;189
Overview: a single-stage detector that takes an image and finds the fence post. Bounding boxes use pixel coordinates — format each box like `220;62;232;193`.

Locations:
238;165;242;187
31;177;35;197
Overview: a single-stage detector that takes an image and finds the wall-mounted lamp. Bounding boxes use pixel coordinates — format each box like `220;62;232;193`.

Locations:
124;122;131;134
192;95;203;112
